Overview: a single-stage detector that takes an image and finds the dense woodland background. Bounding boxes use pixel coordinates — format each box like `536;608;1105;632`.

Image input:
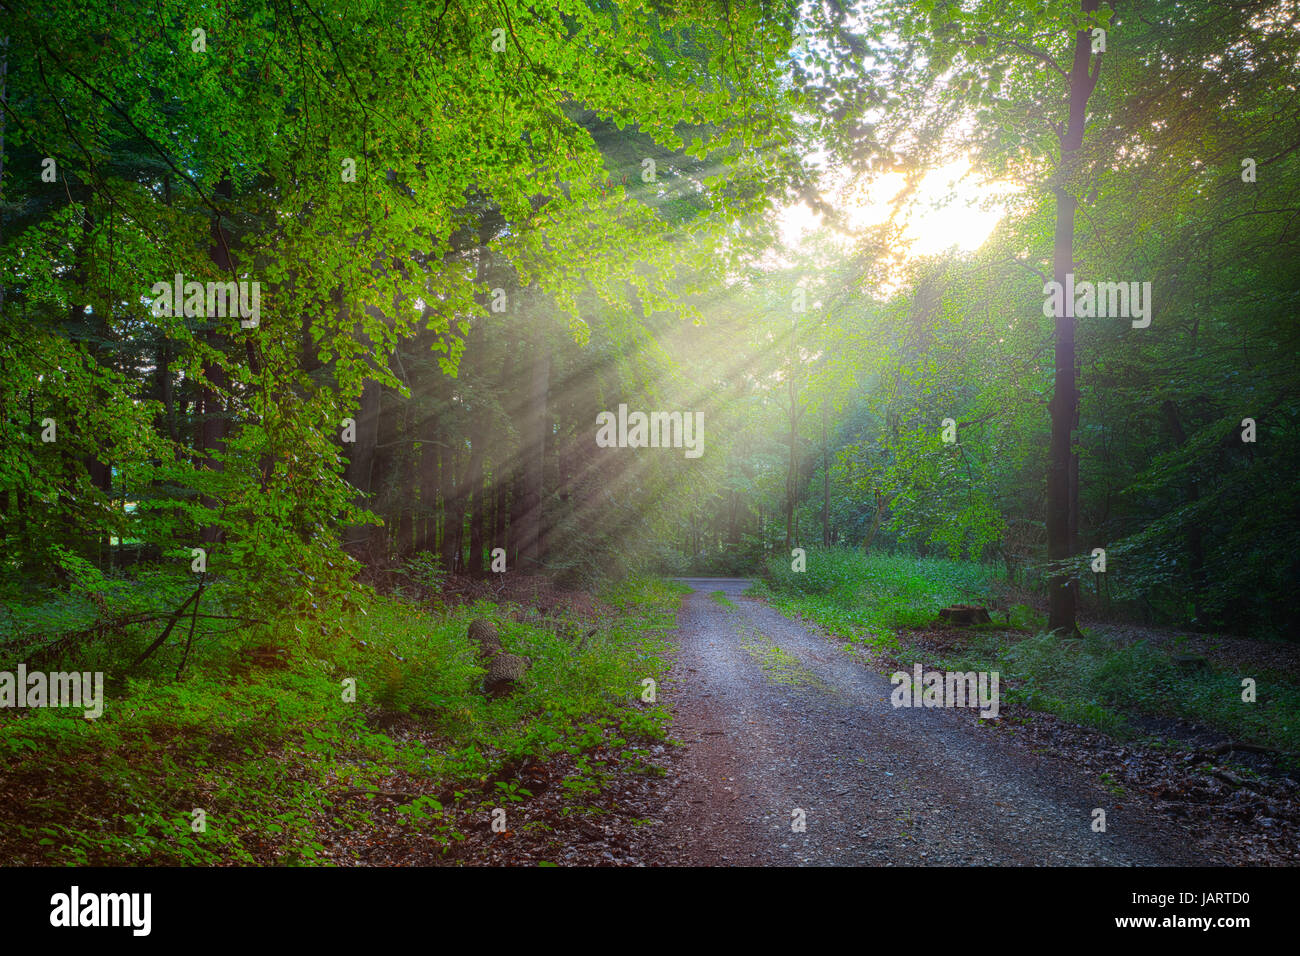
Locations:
3;0;1299;656
4;0;1300;869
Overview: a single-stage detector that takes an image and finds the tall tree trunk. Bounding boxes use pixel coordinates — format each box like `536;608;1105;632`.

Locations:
1047;2;1101;635
463;228;492;576
494;463;508;560
785;378;798;550
821;405;830;547
157;339;178;443
63;201;114;566
197;178;235;546
396;444;414;559
439;443;461;573
369;387;395;563
466;435;487;575
343;378;381;554
1069;349;1081;555
1163;400;1207;624
492;342;516;562
862;490;886;553
485;464;495;560
419;437;438;552
510;466;526;569
516;339;549;570
1068;431;1080;555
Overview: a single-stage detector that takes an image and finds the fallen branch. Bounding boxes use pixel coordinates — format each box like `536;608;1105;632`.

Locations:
1207;769;1251;789
1188;741;1286;767
1203;742;1282;757
129;587;203;671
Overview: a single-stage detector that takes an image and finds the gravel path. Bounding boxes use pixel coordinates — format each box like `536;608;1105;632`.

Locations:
655;578;1208;866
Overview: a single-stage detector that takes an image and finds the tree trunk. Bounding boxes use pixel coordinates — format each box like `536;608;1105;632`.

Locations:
491;343;516;562
821;405;830;547
343;378;381;554
510;466;526;569
157;338;178;443
419;437;438;552
515;340;549;570
785;378;798;551
1047;2;1100;635
439;443;461;573
493;463;508;560
1163;400;1207;624
396;444;414;559
466;437;487;575
195;178;236;546
464;228;492;576
862;490;886;553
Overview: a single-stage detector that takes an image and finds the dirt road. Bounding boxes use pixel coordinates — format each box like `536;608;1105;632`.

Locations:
654;578;1207;866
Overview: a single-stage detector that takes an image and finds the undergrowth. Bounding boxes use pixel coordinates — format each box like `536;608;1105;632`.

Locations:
0;576;680;864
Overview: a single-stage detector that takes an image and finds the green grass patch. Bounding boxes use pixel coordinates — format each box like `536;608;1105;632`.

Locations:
753;549;1300;761
752;547;1000;647
0;576;683;865
936;630;1300;757
737;625;830;692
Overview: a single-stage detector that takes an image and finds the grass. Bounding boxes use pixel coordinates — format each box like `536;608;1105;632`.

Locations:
739;632;829;691
751;548;1000;650
709;590;736;608
0;576;682;865
757;547;1300;761
937;629;1300;755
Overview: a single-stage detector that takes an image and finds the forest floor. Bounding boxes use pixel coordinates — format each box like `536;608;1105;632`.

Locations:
5;570;1296;866
464;576;1300;866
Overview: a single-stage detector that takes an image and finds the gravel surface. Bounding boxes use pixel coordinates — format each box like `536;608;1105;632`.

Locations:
654;578;1211;866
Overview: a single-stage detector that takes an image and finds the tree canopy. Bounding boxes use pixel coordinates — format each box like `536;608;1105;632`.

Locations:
3;0;1298;650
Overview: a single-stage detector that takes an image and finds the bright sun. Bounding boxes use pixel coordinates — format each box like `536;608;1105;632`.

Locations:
778;157;1014;260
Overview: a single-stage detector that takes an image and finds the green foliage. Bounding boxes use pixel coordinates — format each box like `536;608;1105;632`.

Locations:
1006;604;1047;631
756;547;1001;644
0;576;681;864
1;0;804;638
938;630;1300;756
762;550;1300;756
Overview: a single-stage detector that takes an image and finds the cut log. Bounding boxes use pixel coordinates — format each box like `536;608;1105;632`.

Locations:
468;618;502;656
484;651;532;698
938;605;991;626
467;618;530;697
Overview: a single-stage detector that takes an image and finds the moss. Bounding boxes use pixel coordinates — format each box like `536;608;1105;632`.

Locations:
739;628;831;692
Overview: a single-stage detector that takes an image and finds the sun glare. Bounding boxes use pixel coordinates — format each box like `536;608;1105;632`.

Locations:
779;158;1013;260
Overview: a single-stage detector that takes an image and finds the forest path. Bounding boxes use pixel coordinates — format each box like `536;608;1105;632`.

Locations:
653;577;1204;866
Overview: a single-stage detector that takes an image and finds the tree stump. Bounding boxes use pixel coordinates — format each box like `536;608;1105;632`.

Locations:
1173;653;1209;674
938;605;992;626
